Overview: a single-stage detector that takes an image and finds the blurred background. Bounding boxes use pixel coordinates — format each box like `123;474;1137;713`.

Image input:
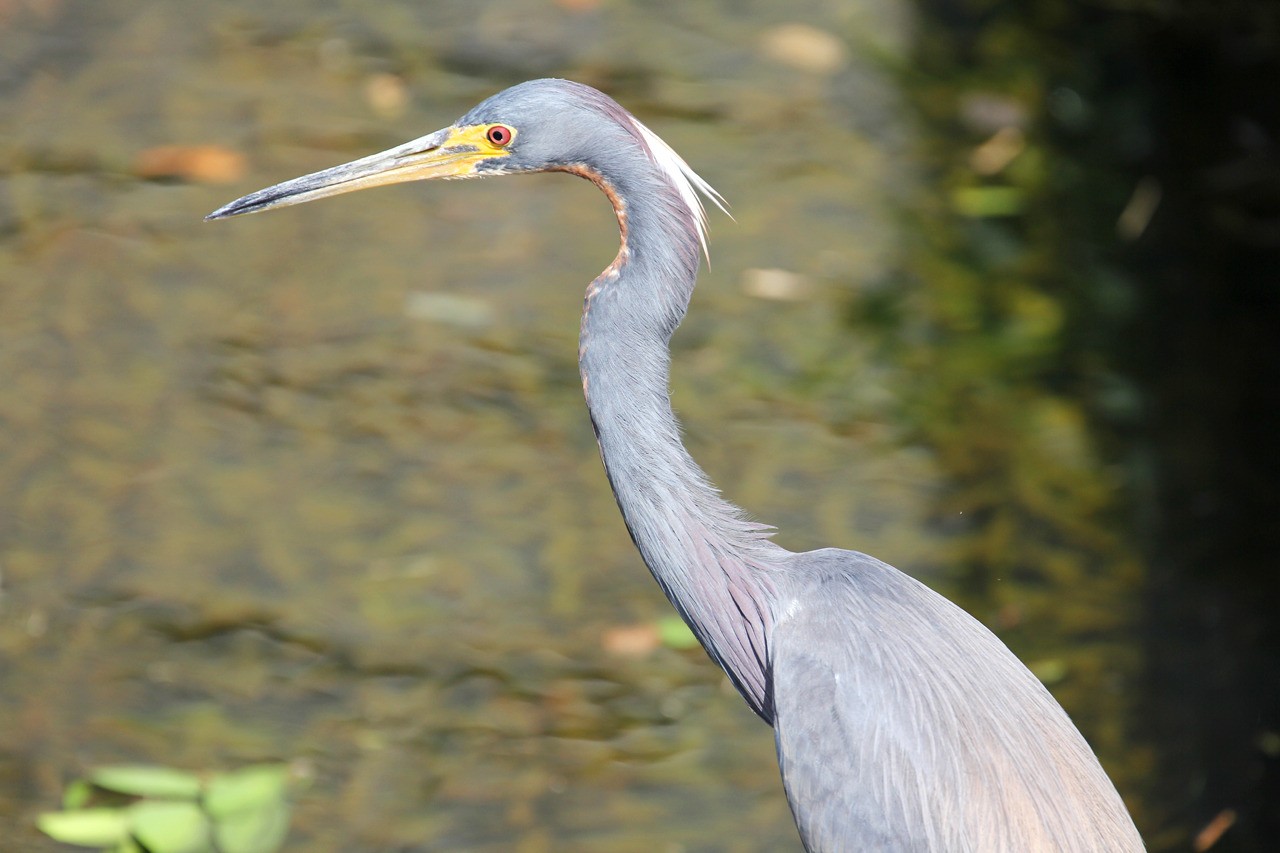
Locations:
1;0;1276;850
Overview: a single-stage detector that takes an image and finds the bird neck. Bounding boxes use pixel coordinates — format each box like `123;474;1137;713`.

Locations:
577;176;783;721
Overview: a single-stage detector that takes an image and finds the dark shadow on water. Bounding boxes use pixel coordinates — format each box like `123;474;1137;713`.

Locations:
1125;9;1280;850
906;1;1280;849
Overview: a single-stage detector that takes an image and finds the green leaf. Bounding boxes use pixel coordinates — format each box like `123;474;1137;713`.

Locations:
128;800;211;853
37;808;131;846
90;766;202;800
951;186;1025;217
62;779;94;810
656;616;699;650
203;765;290;818
213;800;292;853
1030;658;1069;686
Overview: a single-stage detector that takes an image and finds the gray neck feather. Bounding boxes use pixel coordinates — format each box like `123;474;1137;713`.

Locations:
576;140;786;721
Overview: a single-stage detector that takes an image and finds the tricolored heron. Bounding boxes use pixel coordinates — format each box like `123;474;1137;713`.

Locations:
208;79;1144;851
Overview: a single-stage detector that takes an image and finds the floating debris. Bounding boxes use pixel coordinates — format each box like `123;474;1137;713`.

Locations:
742;267;813;301
134;145;247;185
602;623;661;657
760;23;848;75
404;291;495;329
364;73;409;120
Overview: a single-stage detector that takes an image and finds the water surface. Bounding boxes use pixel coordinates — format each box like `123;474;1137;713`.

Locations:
0;1;1159;850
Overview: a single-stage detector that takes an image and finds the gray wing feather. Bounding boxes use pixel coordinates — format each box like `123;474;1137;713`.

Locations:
772;549;1144;853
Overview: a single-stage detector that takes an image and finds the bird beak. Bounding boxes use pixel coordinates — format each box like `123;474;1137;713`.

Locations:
205;125;499;220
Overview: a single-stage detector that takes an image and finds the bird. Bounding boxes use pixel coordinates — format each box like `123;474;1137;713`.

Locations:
208;78;1144;852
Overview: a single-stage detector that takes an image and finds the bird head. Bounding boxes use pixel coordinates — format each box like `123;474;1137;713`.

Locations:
206;79;726;262
206;80;629;219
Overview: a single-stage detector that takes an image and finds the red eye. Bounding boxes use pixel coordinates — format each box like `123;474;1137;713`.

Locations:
486;125;513;146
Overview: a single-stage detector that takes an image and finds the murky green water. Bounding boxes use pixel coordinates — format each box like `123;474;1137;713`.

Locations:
0;1;1161;850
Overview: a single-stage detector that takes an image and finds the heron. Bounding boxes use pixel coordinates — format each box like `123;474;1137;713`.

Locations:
208;79;1144;851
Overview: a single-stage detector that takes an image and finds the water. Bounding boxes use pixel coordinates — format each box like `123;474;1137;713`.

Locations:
7;0;1258;849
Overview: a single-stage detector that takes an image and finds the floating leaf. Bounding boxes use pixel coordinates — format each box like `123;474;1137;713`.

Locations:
128;800;211;853
37;808;131;846
656;616;700;650
45;764;295;853
203;765;290;818
214;799;292;853
62;779;94;810
90;765;202;800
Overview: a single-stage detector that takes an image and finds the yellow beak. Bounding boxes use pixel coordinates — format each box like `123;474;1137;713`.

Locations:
206;124;506;220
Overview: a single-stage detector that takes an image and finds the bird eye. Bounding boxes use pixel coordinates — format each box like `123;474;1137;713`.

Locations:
486;125;513;147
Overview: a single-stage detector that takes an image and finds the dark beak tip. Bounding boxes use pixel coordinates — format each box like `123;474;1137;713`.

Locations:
203;202;236;221
205;198;255;221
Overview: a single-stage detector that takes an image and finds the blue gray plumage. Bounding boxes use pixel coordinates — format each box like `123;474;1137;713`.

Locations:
208;78;1145;852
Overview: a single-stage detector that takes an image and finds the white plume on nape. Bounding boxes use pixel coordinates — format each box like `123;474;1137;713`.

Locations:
627;115;730;261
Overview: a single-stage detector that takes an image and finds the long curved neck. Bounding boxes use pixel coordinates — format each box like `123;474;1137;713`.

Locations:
576;164;784;721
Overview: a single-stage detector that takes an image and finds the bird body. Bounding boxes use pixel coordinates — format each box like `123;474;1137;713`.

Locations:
773;549;1141;851
209;78;1144;852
